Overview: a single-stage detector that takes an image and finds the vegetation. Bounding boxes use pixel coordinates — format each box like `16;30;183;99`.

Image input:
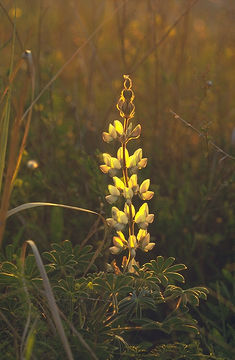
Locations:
0;1;234;359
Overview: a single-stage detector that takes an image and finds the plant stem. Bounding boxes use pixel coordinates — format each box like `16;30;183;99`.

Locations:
122;117;134;237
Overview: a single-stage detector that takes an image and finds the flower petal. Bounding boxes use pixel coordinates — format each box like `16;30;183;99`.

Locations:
114;120;124;135
140;179;150;194
113;177;125;191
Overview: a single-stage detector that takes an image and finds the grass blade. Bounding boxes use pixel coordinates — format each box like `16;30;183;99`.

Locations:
22;240;74;360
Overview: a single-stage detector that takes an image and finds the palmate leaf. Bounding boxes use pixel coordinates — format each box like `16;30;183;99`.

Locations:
93;273;132;297
164;285;209;307
150;341;215;359
142;256;187;286
119;289;157;319
43;241;97;276
133;314;199;335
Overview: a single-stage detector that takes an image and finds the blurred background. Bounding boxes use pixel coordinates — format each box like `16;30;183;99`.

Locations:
0;0;234;284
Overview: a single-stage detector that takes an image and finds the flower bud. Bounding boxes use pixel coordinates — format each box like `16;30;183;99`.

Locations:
123;74;132;90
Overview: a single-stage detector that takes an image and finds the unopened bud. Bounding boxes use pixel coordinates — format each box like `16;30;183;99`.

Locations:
123;75;132;90
122;89;134;102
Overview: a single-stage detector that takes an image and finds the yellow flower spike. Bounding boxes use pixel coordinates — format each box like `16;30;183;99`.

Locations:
113;177;125;191
114;120;124;136
102;76;156;269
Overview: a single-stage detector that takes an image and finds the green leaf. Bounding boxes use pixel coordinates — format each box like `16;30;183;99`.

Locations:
1;261;17;273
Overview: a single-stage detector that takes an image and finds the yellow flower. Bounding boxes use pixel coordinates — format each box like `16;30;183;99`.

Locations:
139;179;154;200
135;203;154;229
137;229;155;252
128;174;139;194
100;153;121;177
128;148;147;174
105;185;120;204
106;207;128;231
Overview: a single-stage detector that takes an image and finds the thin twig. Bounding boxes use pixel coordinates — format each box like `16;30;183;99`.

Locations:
169;109;235;161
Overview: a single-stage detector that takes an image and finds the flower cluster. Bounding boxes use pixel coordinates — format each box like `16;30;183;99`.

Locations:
100;75;155;272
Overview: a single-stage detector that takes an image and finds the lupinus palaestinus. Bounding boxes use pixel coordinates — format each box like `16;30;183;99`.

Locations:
100;75;155;272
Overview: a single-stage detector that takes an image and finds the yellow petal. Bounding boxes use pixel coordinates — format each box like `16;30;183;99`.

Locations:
146;214;154;223
100;165;110;173
124;203;136;218
114;120;124;135
102;132;113;143
116;231;126;242
105;195;118;204
103;153;111;165
113;236;124;248
141;191;154;200
119;211;128;224
138;158;147;168
134;148;142;163
117;147;129;162
140;179;150;193
128;235;137;248
123;187;133;199
113;177;125;190
144;243;155;252
109;123;117;138
108;184;120;196
109;246;122;255
111;207;119;220
137;229;147;241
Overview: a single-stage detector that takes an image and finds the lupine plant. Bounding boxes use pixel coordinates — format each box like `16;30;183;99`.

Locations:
100;75;155;272
0;75;218;359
